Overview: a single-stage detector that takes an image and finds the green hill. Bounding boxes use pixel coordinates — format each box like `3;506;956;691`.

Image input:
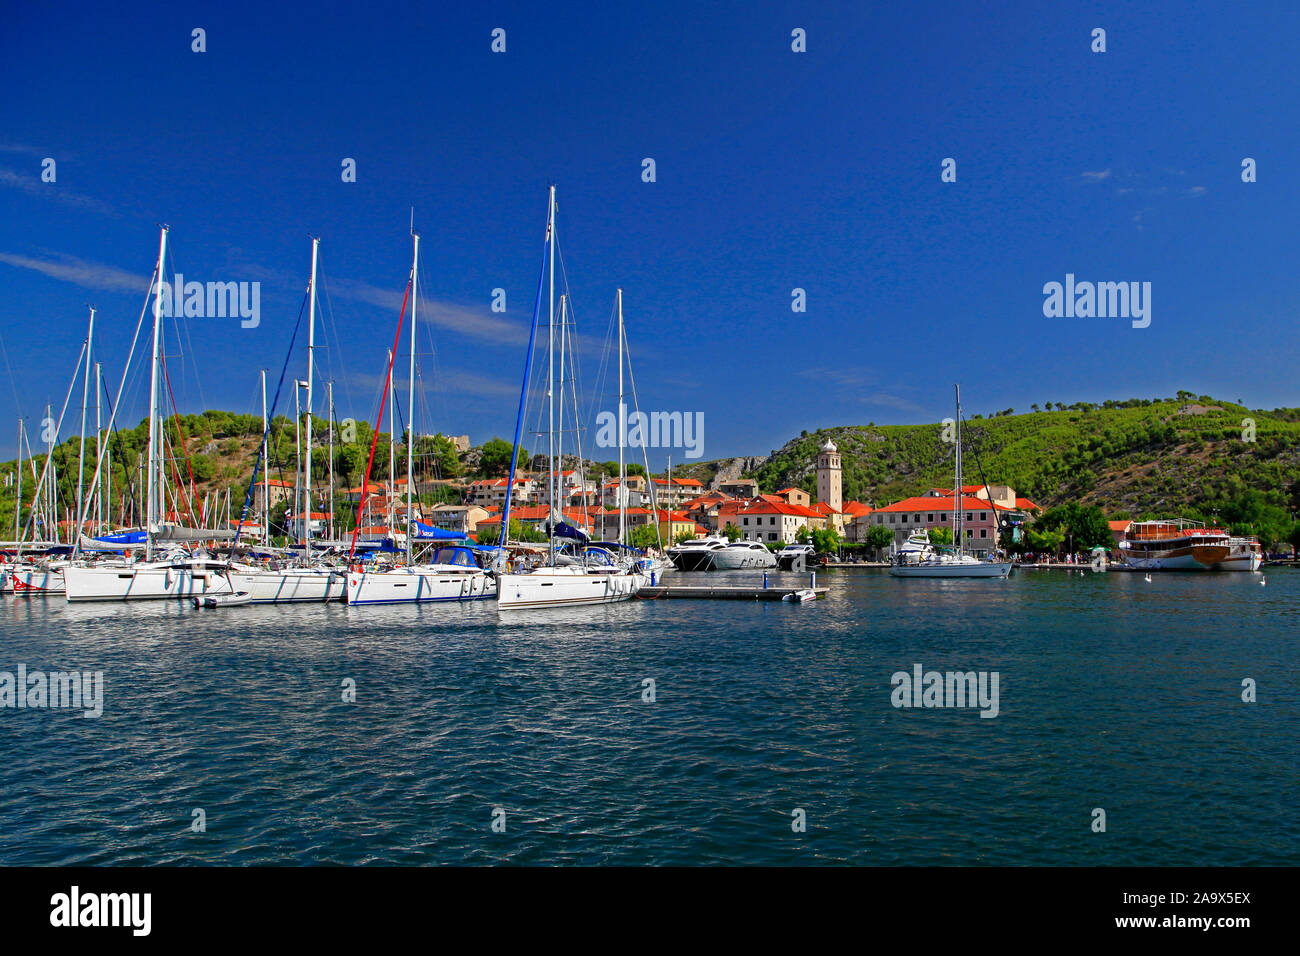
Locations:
687;392;1300;543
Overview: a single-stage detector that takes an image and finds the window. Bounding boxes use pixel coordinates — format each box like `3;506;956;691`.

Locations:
941;513;948;522
980;512;988;521
769;532;777;541
927;513;934;523
914;514;921;523
966;513;973;523
980;529;987;538
743;517;749;525
770;517;776;526
902;514;908;523
965;529;973;538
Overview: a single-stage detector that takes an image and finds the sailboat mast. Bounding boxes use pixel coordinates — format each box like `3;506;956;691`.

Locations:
73;306;94;550
145;225;168;560
304;237;318;564
617;288;625;546
954;383;962;556
294;384;302;541
557;293;567;523
406;233;419;565
547;184;556;565
260;369;269;546
327;380;335;542
94;362;102;531
388;347;396;533
13;420;21;542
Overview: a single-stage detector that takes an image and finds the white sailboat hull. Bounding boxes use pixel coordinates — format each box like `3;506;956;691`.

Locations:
346;566;495;604
890;561;1012;578
2;567;67;595
496;569;645;610
63;563;235;601
226;567;348;603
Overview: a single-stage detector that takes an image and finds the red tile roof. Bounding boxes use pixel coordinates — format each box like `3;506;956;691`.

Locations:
875;496;1012;513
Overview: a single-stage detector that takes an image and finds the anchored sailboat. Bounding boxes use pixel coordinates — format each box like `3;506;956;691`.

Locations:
495;186;646;610
889;385;1013;579
345;228;494;604
223;237;347;602
64;227;238;601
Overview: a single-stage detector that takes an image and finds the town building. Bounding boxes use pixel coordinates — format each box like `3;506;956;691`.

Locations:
864;486;1039;558
718;478;759;498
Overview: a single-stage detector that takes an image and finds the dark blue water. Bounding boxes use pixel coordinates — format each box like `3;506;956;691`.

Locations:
1;567;1295;865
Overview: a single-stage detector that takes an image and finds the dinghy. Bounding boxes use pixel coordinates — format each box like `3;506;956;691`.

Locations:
193;590;252;608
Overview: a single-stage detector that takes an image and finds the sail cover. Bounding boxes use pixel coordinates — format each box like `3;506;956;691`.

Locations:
408;521;468;541
78;530;148;551
548;520;589;543
152;523;237;542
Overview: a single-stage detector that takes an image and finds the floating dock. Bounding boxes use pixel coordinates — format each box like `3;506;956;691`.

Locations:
636;585;829;601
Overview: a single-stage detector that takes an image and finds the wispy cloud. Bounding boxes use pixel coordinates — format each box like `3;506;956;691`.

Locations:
0;166;116;216
330;277;526;345
0;251;148;293
799;368;924;413
1081;169;1112;182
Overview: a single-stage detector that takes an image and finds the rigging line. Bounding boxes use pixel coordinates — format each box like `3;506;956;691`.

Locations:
0;328;25;426
500;208;551;548
315;270;354;430
227;287;311;559
77;261;159;556
624;331;663;550
959;411;1006;546
162;240;209;416
16;340;87;552
99;372;140;533
160;352;201;523
348;280;411;561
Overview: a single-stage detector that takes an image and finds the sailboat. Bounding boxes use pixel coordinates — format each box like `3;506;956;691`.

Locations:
495;186;646;610
63;227;239;601
344;230;494;604
222;238;346;602
889;385;1013;579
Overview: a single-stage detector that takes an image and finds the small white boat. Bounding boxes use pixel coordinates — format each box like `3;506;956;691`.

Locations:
782;588;817;603
193;590;252;608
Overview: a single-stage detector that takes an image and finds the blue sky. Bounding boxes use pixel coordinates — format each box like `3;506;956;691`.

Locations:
1;1;1296;467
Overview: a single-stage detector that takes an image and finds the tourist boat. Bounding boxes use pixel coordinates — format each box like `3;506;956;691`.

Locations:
494;189;645;610
890;385;1012;579
712;539;777;570
667;535;729;571
1118;520;1263;571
